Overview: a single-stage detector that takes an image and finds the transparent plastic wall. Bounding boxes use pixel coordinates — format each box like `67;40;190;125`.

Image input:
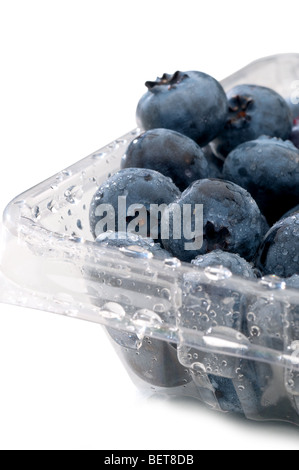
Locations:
1;54;299;424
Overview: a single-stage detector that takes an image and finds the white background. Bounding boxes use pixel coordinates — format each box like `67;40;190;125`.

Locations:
0;0;299;450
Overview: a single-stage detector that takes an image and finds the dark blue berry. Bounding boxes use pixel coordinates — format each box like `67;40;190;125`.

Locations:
240;272;299;420
285;275;299;343
162;179;268;263
207;375;243;414
89;168;181;241
280;204;299;220
223;136;299;225
121;128;209;191
136;70;228;146
87;232;190;388
256;214;299;278
181;251;257;415
285;273;299;289
243;289;290;416
212;85;293;158
111;336;191;388
192;250;256;279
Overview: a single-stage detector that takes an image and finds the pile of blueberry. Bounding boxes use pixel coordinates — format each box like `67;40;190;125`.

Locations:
90;69;299;282
88;69;299;418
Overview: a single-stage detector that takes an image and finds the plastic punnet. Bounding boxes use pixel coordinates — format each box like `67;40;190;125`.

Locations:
2;54;299;425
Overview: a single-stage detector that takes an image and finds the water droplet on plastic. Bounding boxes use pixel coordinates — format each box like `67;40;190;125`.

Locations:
201;314;209;323
164;258;181;268
116;138;127;146
160;288;171;301
55;170;72;182
247;312;256;322
204;266;232;281
47;200;59;213
92;151;106;159
32;205;40;219
288;379;295;388
108;141;119;150
198;298;211;311
64;185;84;204
99;302;126;320
119;245;153;259
259;275;286;290
132;309;163;329
250;325;261;337
153;303;166;314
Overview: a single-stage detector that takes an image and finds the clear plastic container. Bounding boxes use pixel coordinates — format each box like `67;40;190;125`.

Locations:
2;53;299;425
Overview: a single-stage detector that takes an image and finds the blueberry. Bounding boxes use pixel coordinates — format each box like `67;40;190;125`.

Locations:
290;125;299;150
136;70;228;146
191;250;256;342
243;278;297;418
186;252;256;339
223;136;299;225
207;374;243;414
89;168;181;240
282;275;299;411
256;214;299;277
202;144;224;179
285;275;299;343
121;129;209;191
105;319;191;388
192;250;256;280
285;273;299;289
280;204;299;220
85;232;191;389
180;254;257;415
212;85;293;158
182;252;255;340
245;286;285;351
88;171;188;389
162;179;268;263
95;231;172;259
112;337;191;388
